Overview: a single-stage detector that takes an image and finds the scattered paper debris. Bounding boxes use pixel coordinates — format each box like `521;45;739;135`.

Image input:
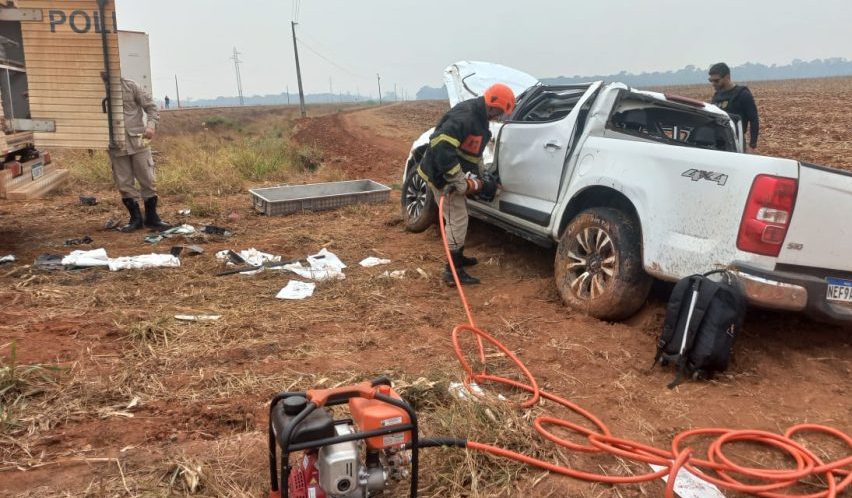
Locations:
175;314;222;322
360;256;391;267
177;209;191;216
216;248;280;267
276;280;316;300
0;255;15;265
381;270;406;279
108;254;181;271
144;235;164;244
649;464;725;498
282;248;347;281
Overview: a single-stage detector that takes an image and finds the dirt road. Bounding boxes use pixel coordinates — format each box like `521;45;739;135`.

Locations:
0;79;850;497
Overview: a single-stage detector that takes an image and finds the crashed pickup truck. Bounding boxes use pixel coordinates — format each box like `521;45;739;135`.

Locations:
402;61;852;323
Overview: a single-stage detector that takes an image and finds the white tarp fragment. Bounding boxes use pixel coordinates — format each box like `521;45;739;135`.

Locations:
284;248;346;281
359;257;391;267
108;254;181;271
0;255;15;264
276;280;316;300
62;248;110;267
380;270;406;279
649;464;725;498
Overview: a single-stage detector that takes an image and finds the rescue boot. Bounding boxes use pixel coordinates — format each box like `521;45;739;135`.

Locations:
143;196;172;230
120;198;143;232
443;250;480;286
458;246;478;267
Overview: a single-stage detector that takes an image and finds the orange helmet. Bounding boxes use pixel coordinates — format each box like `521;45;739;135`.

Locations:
483;83;516;115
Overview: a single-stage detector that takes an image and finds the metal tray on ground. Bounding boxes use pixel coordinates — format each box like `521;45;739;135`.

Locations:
250;179;391;216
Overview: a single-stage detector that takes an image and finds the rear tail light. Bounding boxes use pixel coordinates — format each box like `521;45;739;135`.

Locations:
42;152;52;165
737;175;798;256
4;161;22;177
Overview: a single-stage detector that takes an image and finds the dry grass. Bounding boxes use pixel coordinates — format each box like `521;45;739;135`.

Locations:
0;342;60;435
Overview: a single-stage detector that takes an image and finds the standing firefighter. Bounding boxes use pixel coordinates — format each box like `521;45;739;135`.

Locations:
111;78;170;232
417;83;515;286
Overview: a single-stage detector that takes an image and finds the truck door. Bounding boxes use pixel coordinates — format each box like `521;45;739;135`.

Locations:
495;82;601;226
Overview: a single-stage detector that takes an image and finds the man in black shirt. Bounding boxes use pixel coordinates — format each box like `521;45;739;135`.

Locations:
708;63;760;153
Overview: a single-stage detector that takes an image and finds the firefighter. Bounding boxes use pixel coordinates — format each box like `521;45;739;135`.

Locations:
110;77;170;232
417;83;515;286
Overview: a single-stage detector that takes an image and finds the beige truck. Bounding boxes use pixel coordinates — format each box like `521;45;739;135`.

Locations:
0;0;124;200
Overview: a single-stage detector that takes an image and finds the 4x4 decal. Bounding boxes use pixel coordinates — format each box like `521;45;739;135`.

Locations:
682;169;729;186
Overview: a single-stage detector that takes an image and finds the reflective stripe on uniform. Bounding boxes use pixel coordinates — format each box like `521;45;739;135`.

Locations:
457;151;480;164
416;165;434;187
446;164;461;176
430;134;461;148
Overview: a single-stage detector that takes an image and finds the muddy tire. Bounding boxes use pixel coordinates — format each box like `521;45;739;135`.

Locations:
401;168;437;233
555;207;652;321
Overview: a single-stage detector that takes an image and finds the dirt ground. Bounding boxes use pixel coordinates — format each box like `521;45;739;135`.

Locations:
0;77;850;497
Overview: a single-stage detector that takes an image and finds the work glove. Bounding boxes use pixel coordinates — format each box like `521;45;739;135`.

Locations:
476;173;500;202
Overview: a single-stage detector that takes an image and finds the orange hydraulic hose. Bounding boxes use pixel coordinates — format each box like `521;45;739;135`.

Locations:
436;195;851;497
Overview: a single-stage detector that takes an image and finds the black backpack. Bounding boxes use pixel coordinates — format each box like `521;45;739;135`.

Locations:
654;270;746;388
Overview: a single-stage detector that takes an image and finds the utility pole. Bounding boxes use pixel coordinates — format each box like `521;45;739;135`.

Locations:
286;85;290;105
231;47;245;106
394;83;398;102
329;77;333;103
174;74;181;108
291;21;307;117
377;73;382;105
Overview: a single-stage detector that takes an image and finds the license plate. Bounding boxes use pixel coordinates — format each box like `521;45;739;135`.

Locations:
826;277;852;303
31;161;43;180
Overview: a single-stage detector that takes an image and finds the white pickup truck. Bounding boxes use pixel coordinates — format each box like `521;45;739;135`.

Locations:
402;61;852;323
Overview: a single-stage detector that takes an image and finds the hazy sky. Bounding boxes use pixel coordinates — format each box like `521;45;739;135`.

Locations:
116;0;852;101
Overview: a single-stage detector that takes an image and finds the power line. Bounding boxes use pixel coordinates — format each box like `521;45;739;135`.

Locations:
295;36;367;79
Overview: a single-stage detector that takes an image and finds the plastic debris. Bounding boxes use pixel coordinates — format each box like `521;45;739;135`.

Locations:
380;270;406;279
65;236;94;246
276;280;316;300
62;248;110;267
159;224;196;236
0;255;15;265
177;209;191;216
202;225;233;237
34;254;63;270
107;254;180;271
649;464;725;498
174;314;222;322
170;245;204;257
79;196;98;206
448;382;506;401
283;248;346;281
359;256;391;267
144;235;164;244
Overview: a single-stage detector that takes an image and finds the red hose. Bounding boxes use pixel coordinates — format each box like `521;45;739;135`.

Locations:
437;195;851;497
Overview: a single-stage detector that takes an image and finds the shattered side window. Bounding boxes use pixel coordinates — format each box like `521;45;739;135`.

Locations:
513;88;587;123
608;97;736;152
